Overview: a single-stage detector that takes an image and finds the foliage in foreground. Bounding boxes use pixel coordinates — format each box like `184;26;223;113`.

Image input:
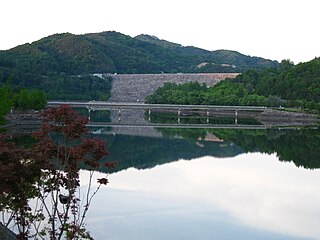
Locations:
0;105;114;239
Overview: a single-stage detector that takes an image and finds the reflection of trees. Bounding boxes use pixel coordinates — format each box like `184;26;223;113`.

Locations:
98;133;243;173
159;128;320;169
74;108;111;122
88;127;320;174
219;128;320;169
0;105;112;239
146;112;261;125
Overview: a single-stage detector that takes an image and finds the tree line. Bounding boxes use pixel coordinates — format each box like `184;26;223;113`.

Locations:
0;83;46;120
145;81;284;107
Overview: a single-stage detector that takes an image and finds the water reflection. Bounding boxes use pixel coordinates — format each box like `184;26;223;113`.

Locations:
3;114;320;239
55;107;320;173
83;126;320;239
91;127;320;174
86;153;320;239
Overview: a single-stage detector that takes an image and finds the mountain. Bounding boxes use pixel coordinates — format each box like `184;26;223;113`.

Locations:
0;31;279;75
134;34;279;72
0;31;279;99
134;34;182;49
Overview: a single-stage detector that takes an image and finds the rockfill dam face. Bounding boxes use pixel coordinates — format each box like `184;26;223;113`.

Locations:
108;73;239;102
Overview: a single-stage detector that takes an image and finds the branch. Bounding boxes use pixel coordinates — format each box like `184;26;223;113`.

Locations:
79;172;107;227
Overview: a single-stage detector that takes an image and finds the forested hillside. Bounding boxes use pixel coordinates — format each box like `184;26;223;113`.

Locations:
232;58;320;110
0;31;278;100
146;59;320;112
134;34;279;72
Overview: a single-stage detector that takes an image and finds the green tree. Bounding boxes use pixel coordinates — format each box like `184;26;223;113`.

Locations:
28;89;47;110
0;83;13;117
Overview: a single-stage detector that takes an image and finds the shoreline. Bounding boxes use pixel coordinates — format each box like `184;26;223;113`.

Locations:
1;108;319;133
146;108;319;127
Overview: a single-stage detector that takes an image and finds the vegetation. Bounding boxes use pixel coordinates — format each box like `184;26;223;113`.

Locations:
0;31;279;100
42;75;112;100
0;73;111;101
13;89;46;110
135;35;279;72
234;59;320;111
0;84;47;123
0;105;113;239
212;128;320;169
0;84;12;118
0;34;112;100
77;126;320;174
145;81;271;106
147;111;261;125
94;132;243;173
152;127;320;170
146;58;320;112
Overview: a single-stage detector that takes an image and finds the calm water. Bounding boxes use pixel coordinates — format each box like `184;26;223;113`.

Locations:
80;126;320;240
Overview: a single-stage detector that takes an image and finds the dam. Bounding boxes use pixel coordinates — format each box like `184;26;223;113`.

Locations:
107;73;239;102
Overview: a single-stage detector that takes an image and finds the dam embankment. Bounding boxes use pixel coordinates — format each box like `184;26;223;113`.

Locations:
108;73;239;102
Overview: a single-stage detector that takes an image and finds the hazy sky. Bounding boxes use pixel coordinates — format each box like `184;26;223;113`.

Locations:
1;0;319;63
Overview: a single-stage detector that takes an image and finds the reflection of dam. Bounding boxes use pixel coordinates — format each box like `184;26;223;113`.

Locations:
92;125;163;138
93;132;245;173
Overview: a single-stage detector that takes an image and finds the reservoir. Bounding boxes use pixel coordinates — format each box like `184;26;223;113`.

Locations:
2;107;319;239
82;126;320;240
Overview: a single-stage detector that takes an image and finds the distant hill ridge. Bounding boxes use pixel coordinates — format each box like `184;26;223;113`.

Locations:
0;31;279;100
0;31;279;76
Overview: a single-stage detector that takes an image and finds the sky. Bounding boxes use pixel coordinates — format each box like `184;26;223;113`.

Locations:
1;0;320;63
